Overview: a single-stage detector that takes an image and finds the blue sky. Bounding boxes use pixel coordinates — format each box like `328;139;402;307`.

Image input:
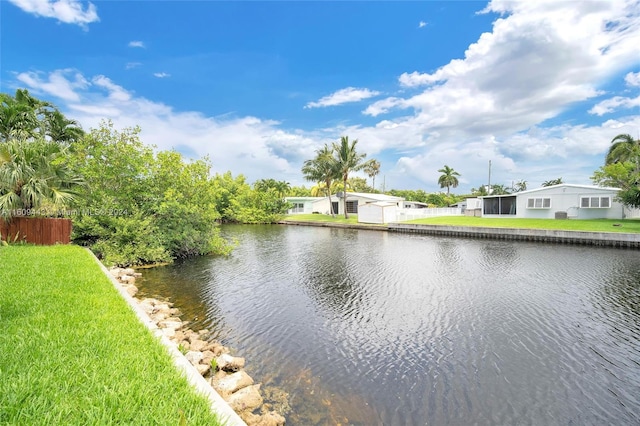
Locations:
2;0;639;193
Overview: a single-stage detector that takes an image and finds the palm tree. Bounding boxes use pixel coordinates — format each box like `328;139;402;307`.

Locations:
437;165;461;195
45;110;84;144
606;134;640;171
0;138;83;219
0;94;38;141
0;89;80;143
302;144;339;216
542;178;563;187
363;159;381;190
333;136;367;219
513;180;527;192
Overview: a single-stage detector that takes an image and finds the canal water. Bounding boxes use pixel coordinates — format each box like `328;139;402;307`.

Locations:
138;224;640;425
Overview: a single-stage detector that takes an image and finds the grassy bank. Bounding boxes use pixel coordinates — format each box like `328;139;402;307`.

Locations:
283;214;359;224
0;245;223;425
283;213;640;233
404;216;640;233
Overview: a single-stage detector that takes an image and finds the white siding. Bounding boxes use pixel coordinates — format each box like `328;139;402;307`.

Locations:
514;186;623;219
358;202;398;224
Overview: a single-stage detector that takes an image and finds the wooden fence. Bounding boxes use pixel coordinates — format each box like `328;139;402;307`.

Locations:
0;217;72;245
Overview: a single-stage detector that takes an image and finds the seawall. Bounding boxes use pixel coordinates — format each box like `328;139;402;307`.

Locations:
279;220;640;248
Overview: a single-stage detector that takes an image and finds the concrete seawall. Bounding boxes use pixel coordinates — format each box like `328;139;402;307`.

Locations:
390;224;640;248
279;220;640;248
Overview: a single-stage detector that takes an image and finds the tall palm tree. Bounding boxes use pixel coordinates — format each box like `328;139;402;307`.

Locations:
437;165;461;195
302;144;339;216
0;94;38;141
363;159;381;190
606;134;640;171
45;110;84;144
513;180;527;192
333;136;367;219
542;178;563;187
0;138;83;219
0;89;79;143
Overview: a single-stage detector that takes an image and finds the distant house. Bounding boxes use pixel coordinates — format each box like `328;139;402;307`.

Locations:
403;200;430;209
285;197;323;215
285;192;405;217
480;184;624;219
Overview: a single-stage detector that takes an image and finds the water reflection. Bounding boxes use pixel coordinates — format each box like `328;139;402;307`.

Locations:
136;224;640;425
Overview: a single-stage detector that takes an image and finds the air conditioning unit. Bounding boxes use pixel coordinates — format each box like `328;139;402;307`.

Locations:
554;211;568;219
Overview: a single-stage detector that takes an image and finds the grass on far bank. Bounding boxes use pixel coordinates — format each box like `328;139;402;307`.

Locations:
283;213;640;233
284;213;359;224
404;216;640;233
0;245;223;426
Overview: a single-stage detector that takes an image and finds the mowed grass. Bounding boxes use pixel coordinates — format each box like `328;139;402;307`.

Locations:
283;214;360;224
0;245;223;426
284;213;640;233
404;216;640;233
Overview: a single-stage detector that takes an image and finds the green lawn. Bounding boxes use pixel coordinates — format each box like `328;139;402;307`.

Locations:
284;213;640;233
283;214;360;224
0;245;223;426
404;216;640;233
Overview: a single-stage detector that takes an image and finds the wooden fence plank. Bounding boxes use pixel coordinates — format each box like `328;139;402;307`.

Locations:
0;217;72;245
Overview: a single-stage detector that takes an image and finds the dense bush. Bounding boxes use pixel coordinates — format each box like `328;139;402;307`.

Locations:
69;122;233;266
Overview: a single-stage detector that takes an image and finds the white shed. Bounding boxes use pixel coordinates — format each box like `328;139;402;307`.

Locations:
358;201;398;224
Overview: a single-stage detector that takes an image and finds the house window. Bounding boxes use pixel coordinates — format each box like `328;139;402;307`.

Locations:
527;198;551;209
580;196;611;208
291;203;305;213
346;200;358;213
483;196;516;215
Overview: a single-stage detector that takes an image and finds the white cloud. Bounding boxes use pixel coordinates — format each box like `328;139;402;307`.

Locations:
625;71;640;87
8;0;98;28
589;95;640;116
16;69;88;101
305;87;380;109
125;62;142;70
363;97;405;117
379;0;640;138
128;41;145;48
153;72;171;78
418;21;427;28
91;75;132;102
15;69;326;185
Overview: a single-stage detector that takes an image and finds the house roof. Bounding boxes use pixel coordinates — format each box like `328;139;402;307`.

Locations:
341;192;404;201
363;201;398;207
284;197;324;201
480;184;621;198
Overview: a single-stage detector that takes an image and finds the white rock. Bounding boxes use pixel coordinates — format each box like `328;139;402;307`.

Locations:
162;328;176;338
227;384;263;413
190;339;207;352
185;351;204;365
124;284;138;297
195;363;211;376
213;370;254;395
120;275;136;284
217;353;246;372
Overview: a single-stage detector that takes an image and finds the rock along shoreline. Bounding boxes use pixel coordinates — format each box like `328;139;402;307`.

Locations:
109;266;288;426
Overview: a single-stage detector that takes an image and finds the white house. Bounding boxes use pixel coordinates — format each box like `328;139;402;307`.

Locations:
286;192;404;216
285;197;324;214
480;184;624;219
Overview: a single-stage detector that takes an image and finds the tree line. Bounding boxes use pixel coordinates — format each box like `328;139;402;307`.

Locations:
0;90;291;266
4;88;636;263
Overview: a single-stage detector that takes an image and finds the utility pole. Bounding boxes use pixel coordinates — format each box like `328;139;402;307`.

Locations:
488;160;492;194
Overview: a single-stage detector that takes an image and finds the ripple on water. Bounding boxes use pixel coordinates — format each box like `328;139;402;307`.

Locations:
138;225;640;425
